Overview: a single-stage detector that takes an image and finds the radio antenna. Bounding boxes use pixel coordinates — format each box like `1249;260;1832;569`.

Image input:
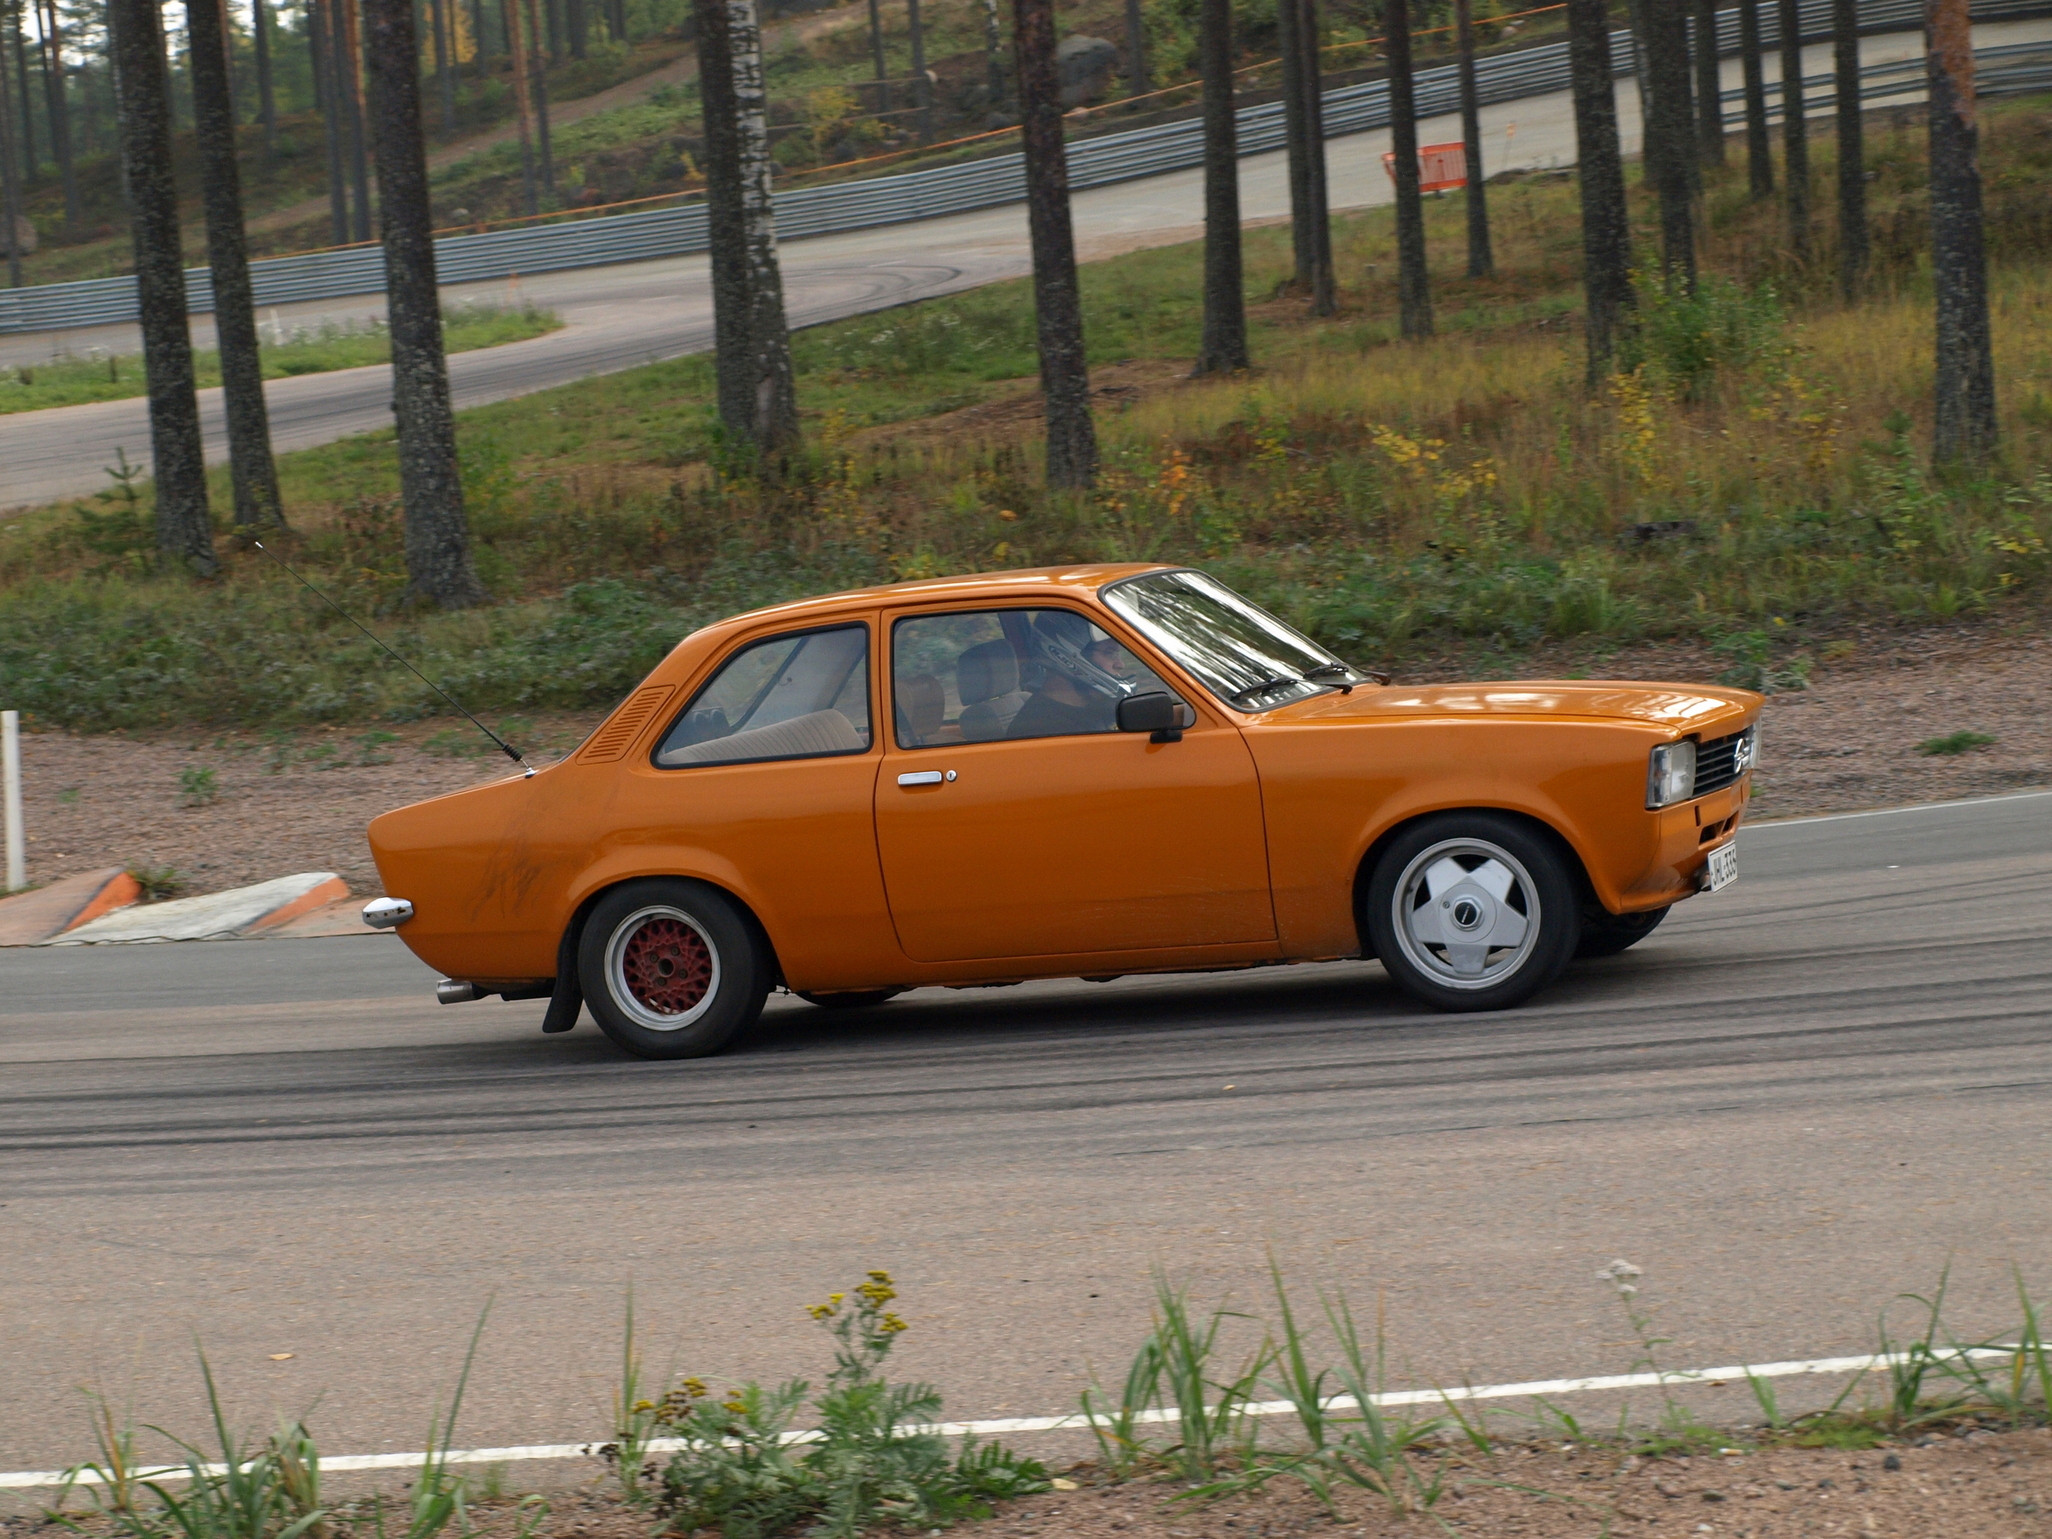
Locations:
253;541;533;777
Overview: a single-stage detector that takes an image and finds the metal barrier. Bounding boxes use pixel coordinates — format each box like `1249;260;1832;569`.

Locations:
1;0;2046;335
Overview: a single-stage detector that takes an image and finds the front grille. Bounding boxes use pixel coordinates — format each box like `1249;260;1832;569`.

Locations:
1695;725;1756;796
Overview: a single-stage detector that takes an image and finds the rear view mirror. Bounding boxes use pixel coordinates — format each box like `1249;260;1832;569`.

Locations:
1116;691;1194;741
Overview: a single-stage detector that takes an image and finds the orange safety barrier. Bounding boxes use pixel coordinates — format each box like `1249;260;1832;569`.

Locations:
1380;141;1469;191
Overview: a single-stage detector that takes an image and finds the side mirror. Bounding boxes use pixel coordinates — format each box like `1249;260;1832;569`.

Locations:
1116;691;1194;742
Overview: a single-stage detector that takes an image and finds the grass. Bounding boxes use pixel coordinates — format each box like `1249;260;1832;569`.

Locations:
5;99;2052;734
0;304;561;415
1917;729;1998;755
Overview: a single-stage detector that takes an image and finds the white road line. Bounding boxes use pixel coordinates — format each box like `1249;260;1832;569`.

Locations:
3;1346;2015;1490
1746;787;2052;831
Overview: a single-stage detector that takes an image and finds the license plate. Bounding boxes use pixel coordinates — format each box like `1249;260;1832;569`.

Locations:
1704;842;1739;893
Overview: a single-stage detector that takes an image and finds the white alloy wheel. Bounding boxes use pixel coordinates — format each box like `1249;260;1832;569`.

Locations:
1388;837;1544;991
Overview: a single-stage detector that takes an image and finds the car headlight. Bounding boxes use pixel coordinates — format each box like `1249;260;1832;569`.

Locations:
1646;740;1697;809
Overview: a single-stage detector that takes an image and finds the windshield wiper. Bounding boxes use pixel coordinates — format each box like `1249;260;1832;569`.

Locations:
1304;661;1390;689
1230;674;1301;704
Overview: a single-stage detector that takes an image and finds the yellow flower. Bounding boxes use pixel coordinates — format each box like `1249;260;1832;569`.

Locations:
879;1313;909;1335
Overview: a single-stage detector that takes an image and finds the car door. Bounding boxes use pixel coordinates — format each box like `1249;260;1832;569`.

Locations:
872;605;1275;963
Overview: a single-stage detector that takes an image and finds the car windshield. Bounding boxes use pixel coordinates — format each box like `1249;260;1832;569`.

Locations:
1101;569;1361;710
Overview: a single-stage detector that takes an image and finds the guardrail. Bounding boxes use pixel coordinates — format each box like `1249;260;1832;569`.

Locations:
2;0;2046;335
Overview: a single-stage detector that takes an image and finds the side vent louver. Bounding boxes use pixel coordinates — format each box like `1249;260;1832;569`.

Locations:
579;685;675;764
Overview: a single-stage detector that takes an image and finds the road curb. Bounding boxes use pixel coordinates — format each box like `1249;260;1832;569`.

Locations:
52;872;348;945
259;895;392;939
0;867;142;946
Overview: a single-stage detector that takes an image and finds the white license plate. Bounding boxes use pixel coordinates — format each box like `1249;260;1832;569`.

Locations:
1704;842;1739;893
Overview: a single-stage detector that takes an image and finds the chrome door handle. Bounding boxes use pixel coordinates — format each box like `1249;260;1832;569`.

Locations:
897;771;944;786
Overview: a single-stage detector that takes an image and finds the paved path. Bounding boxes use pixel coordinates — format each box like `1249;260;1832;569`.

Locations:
3;791;2049;1477
7;20;2043;510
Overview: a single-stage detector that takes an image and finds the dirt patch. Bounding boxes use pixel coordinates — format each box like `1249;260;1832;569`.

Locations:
5;623;2047;904
846;359;1202;457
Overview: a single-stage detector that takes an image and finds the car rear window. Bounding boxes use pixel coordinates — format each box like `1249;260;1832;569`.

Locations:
655;624;872;768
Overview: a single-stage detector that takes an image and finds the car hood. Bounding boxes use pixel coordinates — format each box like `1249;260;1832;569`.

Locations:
1261;680;1761;734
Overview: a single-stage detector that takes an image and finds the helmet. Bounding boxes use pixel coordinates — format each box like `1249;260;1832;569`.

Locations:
1029;610;1137;700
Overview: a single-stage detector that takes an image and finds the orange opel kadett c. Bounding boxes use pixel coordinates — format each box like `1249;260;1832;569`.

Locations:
365;565;1760;1059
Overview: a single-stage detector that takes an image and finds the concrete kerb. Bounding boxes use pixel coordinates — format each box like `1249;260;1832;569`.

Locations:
0;867;141;946
46;871;349;945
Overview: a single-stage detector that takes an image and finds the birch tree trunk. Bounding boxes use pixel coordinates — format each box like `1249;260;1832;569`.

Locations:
1453;0;1491;278
1386;0;1431;338
695;0;753;439
1777;0;1808;258
982;0;1005;108
727;0;799;452
1194;0;1246;375
108;0;216;576
1643;0;1698;288
1014;0;1094;489
1832;0;1866;296
1567;0;1631;383
1295;0;1332;314
189;0;284;531
1693;0;1724;164
364;0;486;607
1740;0;1772;196
1926;0;1994;465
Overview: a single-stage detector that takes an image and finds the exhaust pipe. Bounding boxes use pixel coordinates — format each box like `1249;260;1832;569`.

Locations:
436;979;480;1004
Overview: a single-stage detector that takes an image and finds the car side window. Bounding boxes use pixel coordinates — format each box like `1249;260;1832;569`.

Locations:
892;608;1174;749
655;624;872;768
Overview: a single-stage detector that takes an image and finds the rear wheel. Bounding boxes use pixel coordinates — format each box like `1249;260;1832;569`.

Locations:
1366;813;1580;1012
1577;904;1670;959
796;989;904;1010
579;880;769;1059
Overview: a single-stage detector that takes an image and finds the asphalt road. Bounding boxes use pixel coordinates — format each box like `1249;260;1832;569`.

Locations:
9;21;2042;510
3;790;2049;1478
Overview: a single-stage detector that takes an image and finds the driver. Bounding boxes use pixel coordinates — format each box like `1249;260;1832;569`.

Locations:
1006;610;1140;739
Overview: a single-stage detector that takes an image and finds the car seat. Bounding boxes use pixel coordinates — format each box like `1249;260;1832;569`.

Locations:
894;673;946;747
956;640;1030;741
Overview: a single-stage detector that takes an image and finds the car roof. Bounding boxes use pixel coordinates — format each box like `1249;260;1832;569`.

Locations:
720;564;1178;627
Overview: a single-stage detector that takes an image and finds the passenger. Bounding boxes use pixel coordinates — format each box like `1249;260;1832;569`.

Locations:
1006;611;1140;739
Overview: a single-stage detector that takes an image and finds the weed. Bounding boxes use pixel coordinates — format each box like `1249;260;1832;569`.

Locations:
127;864;186;902
58;786;80;804
178;767;220;806
353;730;401;765
1917;729;1997;756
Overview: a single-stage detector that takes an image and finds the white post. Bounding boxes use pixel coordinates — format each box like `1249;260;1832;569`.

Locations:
3;710;23;893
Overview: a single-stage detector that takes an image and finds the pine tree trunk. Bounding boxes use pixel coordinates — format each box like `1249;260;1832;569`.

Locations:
726;0;798;452
252;0;277;152
1194;0;1246;374
1777;0;1808;257
865;0;887;112
38;0;77;229
1386;0;1431;338
0;24;22;287
1832;0;1866;297
9;1;32;175
1567;0;1631;382
1926;0;1994;465
341;0;374;240
363;0;486;607
429;0;456;133
1124;0;1148;95
982;0;1005;108
545;0;562;62
907;0;929;139
525;0;554;191
502;0;538;212
1643;0;1697;288
1739;0;1772;195
108;0;216;576
1276;0;1312;290
1013;0;1095;489
1295;0;1333;315
1453;0;1491;278
1693;0;1724;164
695;0;753;438
315;0;352;242
188;0;284;531
567;0;586;59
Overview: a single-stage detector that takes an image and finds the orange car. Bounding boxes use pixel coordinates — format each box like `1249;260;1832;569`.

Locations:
366;565;1759;1059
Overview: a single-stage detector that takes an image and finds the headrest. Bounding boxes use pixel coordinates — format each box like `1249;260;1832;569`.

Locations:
956;640;1020;706
898;672;945;744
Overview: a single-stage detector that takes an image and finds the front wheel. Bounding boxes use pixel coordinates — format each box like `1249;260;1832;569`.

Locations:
579;880;770;1059
1366;813;1580;1013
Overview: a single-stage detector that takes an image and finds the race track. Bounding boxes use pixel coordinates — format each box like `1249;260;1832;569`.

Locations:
4;790;2049;1477
6;20;2046;509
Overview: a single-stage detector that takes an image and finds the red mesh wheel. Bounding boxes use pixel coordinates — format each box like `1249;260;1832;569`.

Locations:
619;914;714;1016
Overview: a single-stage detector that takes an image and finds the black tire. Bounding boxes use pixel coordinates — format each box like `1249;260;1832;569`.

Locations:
1365;812;1581;1013
578;879;770;1060
1576;904;1670;959
795;989;905;1010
